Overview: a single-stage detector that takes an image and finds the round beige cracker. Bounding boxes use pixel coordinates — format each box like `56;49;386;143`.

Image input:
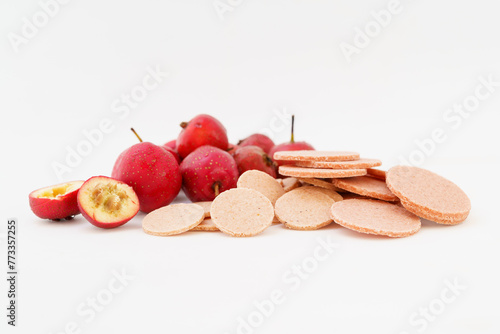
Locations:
300;185;343;202
273;150;360;162
194;201;212;218
237;170;285;205
295;158;382;169
279;165;367;178
386;166;471;225
332;176;398;202
297;177;344;193
281;177;301;192
210;188;274;237
275;186;335;230
367;168;386;181
191;218;219;231
143;203;205;236
330;199;421;237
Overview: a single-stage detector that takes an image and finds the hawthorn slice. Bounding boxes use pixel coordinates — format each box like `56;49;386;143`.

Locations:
77;176;140;228
29;181;84;220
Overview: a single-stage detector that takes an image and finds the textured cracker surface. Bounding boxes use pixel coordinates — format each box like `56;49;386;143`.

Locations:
300;186;343;202
191;218;219;231
279;165;367;178
296;158;381;169
210;188;274;237
366;168;387;180
194;201;212;218
274;150;360;162
142;203;205;236
332;176;398;202
297;177;344;192
237;170;285;205
386;166;471;224
275;187;335;230
330;199;421;237
399;199;465;225
281;177;301;192
340;192;372;200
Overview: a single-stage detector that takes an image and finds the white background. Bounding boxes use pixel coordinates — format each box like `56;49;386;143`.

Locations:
1;0;500;333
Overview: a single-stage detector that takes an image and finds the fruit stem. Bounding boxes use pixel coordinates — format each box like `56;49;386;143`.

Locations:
213;182;221;197
290;115;295;143
130;128;143;143
180;122;188;129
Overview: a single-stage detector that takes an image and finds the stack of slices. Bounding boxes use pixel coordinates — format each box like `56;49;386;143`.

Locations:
274;151;471;238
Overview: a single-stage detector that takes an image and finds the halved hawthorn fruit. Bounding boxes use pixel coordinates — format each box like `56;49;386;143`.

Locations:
77;176;139;228
29;181;84;220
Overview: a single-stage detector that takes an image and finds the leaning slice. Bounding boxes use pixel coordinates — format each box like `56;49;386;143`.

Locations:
77;176;140;228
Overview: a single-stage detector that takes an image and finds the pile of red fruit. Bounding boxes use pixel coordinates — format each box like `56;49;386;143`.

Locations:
29;114;315;228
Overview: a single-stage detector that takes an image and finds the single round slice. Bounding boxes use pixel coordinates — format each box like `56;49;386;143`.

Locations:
367;168;386;181
386;166;471;225
237;170;285;205
77;176;139;229
297;177;344;193
279;165;367;178
295;158;382;169
210;188;274;237
29;180;84;220
194;201;212;218
331;176;398;202
274;150;360;162
275;186;335;230
142;203;205;236
330;199;421;237
278;177;301;192
191;218;219;231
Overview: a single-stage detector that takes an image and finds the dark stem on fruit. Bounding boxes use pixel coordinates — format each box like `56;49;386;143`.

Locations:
180;122;188;129
290;115;295;143
130;128;143;142
212;181;221;197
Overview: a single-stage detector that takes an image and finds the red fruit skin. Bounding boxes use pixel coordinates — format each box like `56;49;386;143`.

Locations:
162;144;181;164
164;139;176;149
238;134;275;155
176;114;229;159
269;141;315;167
112;142;182;213
79;204;134;229
233;146;277;178
77;176;139;229
227;143;240;156
180;145;239;202
29;182;83;220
